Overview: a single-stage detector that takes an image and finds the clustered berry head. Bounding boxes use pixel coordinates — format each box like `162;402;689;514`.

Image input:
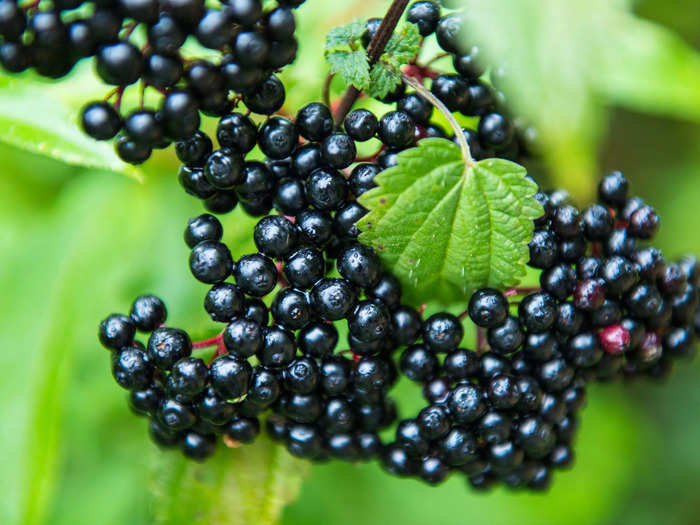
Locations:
88;0;700;493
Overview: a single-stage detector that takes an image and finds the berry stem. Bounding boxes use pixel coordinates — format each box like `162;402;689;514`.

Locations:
121;21;138;39
207;340;227;364
402;63;439;82
332;0;411;124
476;327;487;354
401;73;475;167
192;332;224;349
23;0;40;11
422;52;449;66
276;260;290;288
504;286;542;297
113;86;125;112
322;72;334;108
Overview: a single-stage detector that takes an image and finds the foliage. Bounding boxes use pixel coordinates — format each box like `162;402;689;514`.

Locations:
461;0;700;199
325;21;421;98
358;139;542;302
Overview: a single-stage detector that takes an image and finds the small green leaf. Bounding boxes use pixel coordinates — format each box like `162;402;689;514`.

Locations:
325;20;366;50
383;22;422;64
152;437;310;525
326;49;370;90
0;76;142;180
358;138;543;303
367;60;402;99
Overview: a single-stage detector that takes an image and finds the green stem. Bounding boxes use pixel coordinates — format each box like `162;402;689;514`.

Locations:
402;73;475;166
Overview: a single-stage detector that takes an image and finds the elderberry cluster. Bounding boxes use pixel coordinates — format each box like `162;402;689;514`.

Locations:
0;0;303;164
90;0;700;494
100;160;700;486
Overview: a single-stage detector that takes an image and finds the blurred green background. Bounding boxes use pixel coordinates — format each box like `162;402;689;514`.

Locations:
2;0;700;524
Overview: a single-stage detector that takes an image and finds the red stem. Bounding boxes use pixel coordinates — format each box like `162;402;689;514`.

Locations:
355;145;385;163
476;327;487;354
193;332;224;349
504;286;542;297
276;261;289;288
402;63;440;83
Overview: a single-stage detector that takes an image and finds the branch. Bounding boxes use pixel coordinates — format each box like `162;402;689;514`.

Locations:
332;0;411;124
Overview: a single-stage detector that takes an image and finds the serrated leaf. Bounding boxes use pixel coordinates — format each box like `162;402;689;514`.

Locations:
367;60;401;99
325;20;366;50
357;138;543;303
326;49;370;90
0;77;142;180
383;22;422;64
152;438;309;525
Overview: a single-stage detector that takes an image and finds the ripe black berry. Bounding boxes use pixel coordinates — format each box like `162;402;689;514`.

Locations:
322;133;356;169
259;117;298;160
283;357;319;394
468;288;508;328
487;316;524;354
130;295;167;331
423;313;463;352
378;111;415;149
305;167;348;210
258;325;296;368
344;109;378;142
519;292;557;332
598;171;628;207
271;288;310;330
147;327;192;370
210;354;251;400
431;74;469;112
233;253;277;296
81;101;122;140
168;357;209;399
99;313;136;350
226;417;261;444
243;74;285;114
254;216;298;259
189;240;233;284
112;346;153;390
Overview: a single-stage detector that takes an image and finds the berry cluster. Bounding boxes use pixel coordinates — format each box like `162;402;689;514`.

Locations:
171;0;535;217
99;167;700;490
0;0;303;164
527;172;699;379
66;0;697;492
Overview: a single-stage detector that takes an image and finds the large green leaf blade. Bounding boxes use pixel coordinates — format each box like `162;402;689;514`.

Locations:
357;138;542;303
460;0;700;200
153;438;309;525
594;13;700;120
0;76;141;180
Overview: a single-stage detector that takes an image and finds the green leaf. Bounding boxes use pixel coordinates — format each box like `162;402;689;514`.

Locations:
152;437;309;525
0;74;142;180
325;20;366;50
383;22;422;64
594;13;700;120
367;60;402;99
357;138;542;303
326;49;370;90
